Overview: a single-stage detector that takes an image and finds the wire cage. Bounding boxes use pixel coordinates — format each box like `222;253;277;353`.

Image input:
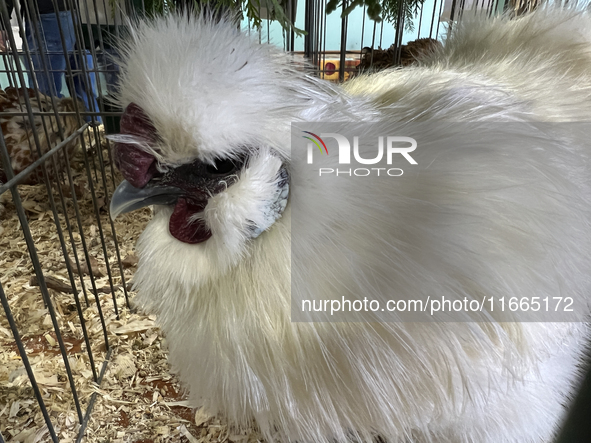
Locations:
0;0;137;441
1;0;588;441
250;0;507;81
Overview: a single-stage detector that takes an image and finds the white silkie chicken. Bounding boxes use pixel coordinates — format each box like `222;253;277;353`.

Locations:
110;6;591;443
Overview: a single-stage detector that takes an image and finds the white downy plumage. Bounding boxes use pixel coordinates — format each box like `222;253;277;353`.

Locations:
114;6;591;443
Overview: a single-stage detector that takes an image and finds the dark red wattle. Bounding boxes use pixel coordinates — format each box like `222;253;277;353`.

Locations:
169;198;212;244
114;103;159;188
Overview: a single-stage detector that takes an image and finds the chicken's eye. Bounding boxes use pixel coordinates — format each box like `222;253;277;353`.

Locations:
206;158;239;176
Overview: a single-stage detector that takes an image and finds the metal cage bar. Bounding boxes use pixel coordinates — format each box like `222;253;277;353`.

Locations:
0;0;132;439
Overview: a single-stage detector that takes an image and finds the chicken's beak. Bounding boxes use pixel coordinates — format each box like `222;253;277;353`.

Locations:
110;180;183;220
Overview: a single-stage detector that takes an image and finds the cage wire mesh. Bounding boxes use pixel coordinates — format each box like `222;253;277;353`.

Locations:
0;0;136;441
1;0;567;441
251;0;507;82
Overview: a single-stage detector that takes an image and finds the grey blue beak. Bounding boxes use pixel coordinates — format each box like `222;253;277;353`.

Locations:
110;180;183;220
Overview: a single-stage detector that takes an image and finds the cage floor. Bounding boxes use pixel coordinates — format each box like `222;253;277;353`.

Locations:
0;141;264;442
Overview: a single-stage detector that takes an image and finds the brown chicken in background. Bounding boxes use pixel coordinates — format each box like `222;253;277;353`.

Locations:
0;87;82;185
357;37;443;72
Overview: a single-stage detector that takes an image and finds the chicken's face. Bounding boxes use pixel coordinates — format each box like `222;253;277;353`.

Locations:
109;14;299;268
110;101;289;268
111;102;289;246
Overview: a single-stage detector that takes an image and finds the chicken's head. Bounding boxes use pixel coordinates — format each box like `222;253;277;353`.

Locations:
108;14;310;269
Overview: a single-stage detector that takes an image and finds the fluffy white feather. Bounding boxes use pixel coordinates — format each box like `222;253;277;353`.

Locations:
116;6;591;443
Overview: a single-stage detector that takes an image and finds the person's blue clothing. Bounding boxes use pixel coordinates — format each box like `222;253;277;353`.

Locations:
24;11;101;123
